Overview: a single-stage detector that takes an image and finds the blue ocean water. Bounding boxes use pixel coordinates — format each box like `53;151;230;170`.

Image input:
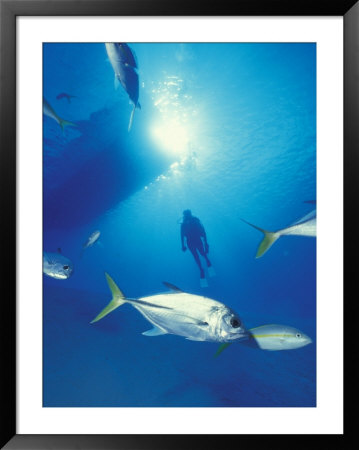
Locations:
43;43;316;407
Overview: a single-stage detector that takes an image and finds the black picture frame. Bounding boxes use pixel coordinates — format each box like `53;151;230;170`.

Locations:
1;0;356;448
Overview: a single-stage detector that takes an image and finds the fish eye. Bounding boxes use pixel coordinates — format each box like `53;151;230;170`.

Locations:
296;333;301;338
63;265;69;270
230;317;241;328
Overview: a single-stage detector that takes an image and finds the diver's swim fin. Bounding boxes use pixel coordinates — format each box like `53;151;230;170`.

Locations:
241;218;280;258
200;277;208;288
90;273;126;323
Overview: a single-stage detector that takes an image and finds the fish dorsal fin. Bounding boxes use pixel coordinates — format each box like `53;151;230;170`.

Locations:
162;281;184;292
241;218;268;234
292;209;316;226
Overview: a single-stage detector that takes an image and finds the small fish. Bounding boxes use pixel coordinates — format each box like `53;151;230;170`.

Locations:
215;324;312;356
56;92;77;103
242;209;316;258
105;43;141;131
91;274;248;343
81;230;101;257
43;249;73;280
43;98;76;132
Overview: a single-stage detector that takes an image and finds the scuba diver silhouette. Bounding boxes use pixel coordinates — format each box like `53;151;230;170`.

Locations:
180;210;214;287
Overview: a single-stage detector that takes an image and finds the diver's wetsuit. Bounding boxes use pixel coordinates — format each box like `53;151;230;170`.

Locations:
181;216;211;278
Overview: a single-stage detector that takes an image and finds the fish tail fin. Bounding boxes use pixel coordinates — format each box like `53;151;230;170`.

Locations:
256;230;280;258
241;219;280;258
59;119;77;132
128;105;136;131
90;273;126;324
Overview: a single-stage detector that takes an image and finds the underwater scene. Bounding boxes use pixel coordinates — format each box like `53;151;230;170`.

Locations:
43;43;316;407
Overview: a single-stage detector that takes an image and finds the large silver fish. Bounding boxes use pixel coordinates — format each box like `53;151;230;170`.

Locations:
43;98;76;131
43;249;74;280
91;274;248;343
105;43;141;131
215;324;312;356
242;209;316;258
113;42;138;69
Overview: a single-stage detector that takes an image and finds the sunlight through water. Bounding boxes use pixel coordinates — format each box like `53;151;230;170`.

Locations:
149;74;198;156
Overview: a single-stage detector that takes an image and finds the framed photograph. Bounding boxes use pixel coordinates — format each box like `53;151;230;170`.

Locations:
1;0;356;448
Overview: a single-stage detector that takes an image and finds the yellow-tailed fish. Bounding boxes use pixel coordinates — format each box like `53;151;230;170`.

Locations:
43;249;74;280
91;274;248;343
105;43;141;131
214;324;312;356
242;209;316;258
43;98;76;132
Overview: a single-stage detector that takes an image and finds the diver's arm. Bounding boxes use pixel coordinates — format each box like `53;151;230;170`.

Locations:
202;230;208;245
201;225;209;253
202;236;209;254
199;222;208;244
